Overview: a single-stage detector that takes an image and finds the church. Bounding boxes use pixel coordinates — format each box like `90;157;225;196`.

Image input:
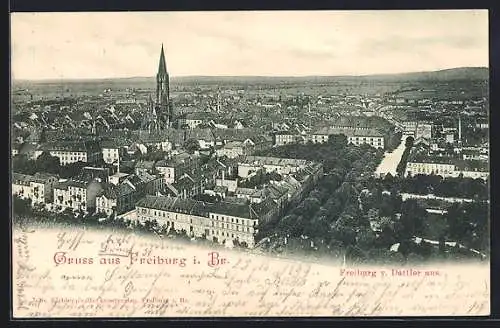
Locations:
141;44;174;133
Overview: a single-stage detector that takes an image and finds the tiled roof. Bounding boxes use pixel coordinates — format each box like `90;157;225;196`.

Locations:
239;155;308;167
136;195;272;220
12;173;34;185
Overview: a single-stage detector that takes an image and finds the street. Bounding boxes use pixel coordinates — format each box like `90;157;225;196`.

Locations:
375;136;407;177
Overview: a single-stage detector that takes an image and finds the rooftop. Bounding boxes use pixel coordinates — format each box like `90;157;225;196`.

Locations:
136;195;272;220
239;155;309;167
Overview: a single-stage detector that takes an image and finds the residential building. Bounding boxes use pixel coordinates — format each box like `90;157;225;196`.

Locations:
12;172;58;205
309;127;385;149
347;130;385;149
405;162;455;177
178;112;212;129
235;187;266;204
95;180;137;216
155;153;200;184
136;195;276;247
274;132;298;146
216;141;245;158
36;141;102;165
101;140;125;164
53;179;104;212
237;156;310;178
405;156;489;180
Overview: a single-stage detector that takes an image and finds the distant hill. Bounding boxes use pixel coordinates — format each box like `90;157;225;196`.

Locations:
12;67;488;88
360;67;488;82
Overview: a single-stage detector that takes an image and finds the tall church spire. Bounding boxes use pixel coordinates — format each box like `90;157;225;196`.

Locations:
155;43;171;128
157;44;168;78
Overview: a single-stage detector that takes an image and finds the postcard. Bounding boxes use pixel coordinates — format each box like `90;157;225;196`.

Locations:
10;10;490;318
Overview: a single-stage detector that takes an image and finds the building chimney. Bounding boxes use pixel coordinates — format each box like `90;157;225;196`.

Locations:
458;115;462;143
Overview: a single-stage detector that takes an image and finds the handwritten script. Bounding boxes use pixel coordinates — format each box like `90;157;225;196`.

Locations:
12;226;490;317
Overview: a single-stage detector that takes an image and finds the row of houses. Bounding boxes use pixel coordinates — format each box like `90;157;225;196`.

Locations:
135;159;324;248
12;140;103;165
12;168;165;216
404;155;489;180
237;155;312;178
13;126;274;167
274;127;386;149
12;152;324;248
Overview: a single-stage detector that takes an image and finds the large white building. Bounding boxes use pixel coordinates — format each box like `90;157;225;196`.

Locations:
405;162;455;177
309;127;385;149
405;158;489;180
52;179;104;212
136;196;276;247
35;141;102;165
402;121;432;139
274;133;299;146
237;156;309;179
12;172;58;205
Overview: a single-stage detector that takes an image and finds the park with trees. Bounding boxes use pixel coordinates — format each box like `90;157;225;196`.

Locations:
254;136;488;263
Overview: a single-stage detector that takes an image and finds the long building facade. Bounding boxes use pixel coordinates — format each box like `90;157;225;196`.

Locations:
136;196;273;247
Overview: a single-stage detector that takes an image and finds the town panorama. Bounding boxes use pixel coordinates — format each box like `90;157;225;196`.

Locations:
11;45;489;264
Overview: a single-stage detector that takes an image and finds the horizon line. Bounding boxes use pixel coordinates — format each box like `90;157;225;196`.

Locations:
11;66;489;83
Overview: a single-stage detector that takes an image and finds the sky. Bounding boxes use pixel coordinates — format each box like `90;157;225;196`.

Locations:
10;10;488;80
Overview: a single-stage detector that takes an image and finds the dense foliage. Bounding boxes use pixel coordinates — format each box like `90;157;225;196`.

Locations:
254;139;488;263
400;174;489;200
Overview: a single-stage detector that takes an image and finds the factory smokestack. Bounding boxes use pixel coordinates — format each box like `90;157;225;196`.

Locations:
458;115;462;144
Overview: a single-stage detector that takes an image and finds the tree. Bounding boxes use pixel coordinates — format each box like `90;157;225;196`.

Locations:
12;154;37;175
356;227;377;251
405;136;415;148
13;195;32;216
328;134;348;148
35;151;61;174
398;199;426;239
59;161;87;178
184;138;200;154
332;214;357;247
345;245;367;264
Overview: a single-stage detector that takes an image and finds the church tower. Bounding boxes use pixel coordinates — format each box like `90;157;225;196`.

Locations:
156;44;171;128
